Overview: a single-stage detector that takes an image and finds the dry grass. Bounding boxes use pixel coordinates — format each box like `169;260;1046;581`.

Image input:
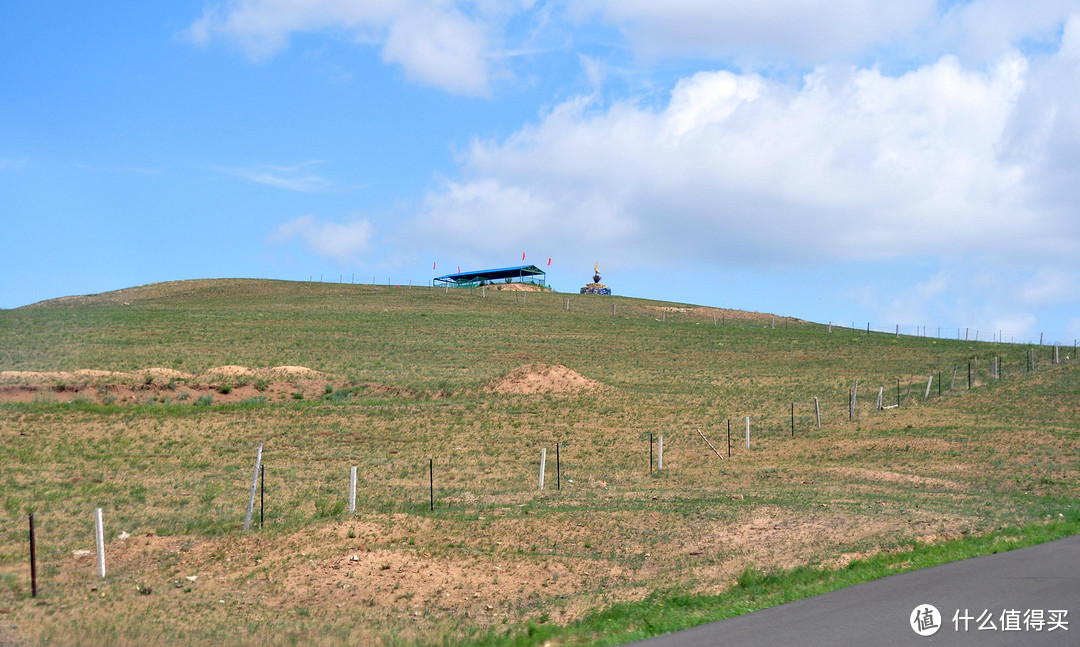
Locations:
0;279;1077;646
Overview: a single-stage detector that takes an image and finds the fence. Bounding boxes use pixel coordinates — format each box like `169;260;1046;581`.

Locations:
299;274;1076;348
15;337;1075;598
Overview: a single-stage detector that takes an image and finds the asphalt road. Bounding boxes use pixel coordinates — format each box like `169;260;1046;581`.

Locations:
634;533;1080;646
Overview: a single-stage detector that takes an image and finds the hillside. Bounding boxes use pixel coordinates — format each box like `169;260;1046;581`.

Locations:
1;279;1077;646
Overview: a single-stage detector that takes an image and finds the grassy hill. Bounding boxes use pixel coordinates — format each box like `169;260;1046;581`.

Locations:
1;279;1077;645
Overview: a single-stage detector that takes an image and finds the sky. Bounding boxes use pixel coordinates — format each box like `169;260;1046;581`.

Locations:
2;1;1079;345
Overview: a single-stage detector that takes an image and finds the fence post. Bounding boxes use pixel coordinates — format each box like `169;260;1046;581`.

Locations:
29;513;37;598
852;381;858;418
745;417;751;449
876;387;883;411
349;466;357;515
244;444;263;530
658;436;663;471
924;374;933;400
814;397;821;428
556;443;561;490
94;508;105;579
539;448;546;491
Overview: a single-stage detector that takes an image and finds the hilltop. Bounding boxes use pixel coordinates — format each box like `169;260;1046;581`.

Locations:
0;278;1076;646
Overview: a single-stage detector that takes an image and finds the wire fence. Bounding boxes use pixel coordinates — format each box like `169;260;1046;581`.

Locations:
821;320;1077;348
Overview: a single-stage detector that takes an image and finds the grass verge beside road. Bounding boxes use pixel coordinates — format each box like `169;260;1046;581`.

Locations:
476;513;1080;646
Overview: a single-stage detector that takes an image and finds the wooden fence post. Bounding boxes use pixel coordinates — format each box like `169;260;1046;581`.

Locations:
29;513;37;597
556;443;561;490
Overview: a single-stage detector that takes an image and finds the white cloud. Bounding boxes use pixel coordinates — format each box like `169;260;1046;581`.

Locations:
569;1;1079;67
184;2;1080;96
569;0;937;62
414;52;1066;268
381;6;491;93
1018;268;1079;306
270;215;373;264
185;0;501;95
218;162;330;192
941;0;1079;61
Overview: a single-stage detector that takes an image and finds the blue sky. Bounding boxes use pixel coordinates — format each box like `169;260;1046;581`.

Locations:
3;1;1079;345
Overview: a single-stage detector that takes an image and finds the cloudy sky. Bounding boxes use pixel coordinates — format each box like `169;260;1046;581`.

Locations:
3;1;1079;343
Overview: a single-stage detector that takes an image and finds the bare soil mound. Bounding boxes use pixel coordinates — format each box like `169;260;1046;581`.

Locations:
204;365;257;378
484;283;545;292
487;364;599;395
0;365;328;405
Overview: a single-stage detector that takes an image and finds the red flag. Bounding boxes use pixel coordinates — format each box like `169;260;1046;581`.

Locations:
433;261;436;270
547;257;551;266
522;252;526;261
457;266;460;273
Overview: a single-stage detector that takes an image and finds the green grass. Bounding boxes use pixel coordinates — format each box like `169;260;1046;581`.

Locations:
0;279;1076;646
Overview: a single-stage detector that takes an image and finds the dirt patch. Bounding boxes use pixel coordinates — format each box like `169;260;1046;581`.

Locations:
683;306;801;324
0;366;331;405
483;283;546;292
486;364;599;395
686;507;900;590
203;365;257;378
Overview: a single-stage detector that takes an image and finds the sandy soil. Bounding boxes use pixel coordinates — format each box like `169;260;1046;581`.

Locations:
0;366;329;405
486;364;600;395
481;283;546;292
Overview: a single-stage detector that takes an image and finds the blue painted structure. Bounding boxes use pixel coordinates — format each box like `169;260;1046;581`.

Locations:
434;265;546;288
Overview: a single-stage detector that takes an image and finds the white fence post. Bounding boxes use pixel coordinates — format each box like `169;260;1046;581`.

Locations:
244;444;263;530
538;448;546;491
349;466;357;514
94;508;105;579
